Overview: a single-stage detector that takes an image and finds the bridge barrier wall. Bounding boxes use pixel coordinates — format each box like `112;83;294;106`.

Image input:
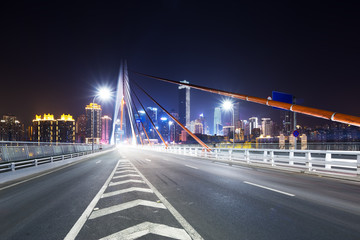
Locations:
143;145;360;178
0;141;112;163
0;143;115;173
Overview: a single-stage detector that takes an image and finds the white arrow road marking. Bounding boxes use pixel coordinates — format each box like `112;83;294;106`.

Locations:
109;179;144;186
112;174;141;179
116;167;134;170
64;160;121;240
89;200;166;219
129;162;204;240
115;170;137;174
99;222;191;240
244;181;295;197
102;187;153;198
145;158;152;162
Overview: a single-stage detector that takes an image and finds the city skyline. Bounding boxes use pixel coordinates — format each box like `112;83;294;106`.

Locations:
1;2;359;130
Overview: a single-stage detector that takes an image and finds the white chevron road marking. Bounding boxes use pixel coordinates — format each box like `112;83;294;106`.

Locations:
115;170;137;174
99;221;191;240
89;200;166;219
109;179;144;186
112;174;141;179
102;187;153;198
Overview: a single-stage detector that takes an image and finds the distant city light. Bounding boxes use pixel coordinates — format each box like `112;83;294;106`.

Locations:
160;117;168;121
200;113;204;117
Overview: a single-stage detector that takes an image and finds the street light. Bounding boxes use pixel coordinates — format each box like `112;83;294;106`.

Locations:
92;87;111;151
222;99;235;148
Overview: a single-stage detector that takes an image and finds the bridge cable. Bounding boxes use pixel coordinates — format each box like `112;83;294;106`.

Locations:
131;81;211;151
133;72;360;128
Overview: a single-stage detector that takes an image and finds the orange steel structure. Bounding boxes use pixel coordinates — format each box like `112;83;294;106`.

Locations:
134;82;211;151
136;73;360;128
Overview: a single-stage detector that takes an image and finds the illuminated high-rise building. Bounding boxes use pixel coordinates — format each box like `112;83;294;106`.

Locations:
261;118;273;137
179;80;190;127
249;117;258;135
0;114;24;141
214;107;222;135
101;115;112;144
85;103;102;144
57;114;75;143
76;114;87;143
32;114;57;142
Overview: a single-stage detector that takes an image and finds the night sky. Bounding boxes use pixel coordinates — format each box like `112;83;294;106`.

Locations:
1;1;359;130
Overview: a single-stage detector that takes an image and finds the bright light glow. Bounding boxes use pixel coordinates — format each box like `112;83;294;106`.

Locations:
169;121;173;125
160;117;168;121
200;113;204;117
222;100;233;111
97;87;112;100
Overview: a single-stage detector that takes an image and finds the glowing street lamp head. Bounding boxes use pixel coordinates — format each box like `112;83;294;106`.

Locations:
222;100;233;111
97;87;112;101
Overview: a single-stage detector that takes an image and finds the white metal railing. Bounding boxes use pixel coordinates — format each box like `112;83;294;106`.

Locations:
142;145;360;177
0;146;114;173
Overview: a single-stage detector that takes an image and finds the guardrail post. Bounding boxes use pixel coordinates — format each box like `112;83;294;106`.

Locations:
215;149;218;159
51;156;54;163
245;149;249;163
263;150;267;163
270;151;274;166
357;154;360;176
289;151;294;165
229;149;232;161
306;152;312;171
325;152;332;169
35;159;38;166
195;148;198;157
11;162;16;171
70;154;73;159
62;155;64;161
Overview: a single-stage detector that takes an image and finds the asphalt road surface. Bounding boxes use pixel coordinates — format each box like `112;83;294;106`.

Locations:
0;147;359;240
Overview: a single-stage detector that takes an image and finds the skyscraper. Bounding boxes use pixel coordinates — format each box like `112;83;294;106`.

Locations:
32;114;57;142
214;107;222;135
57;114;75;143
85;103;102;144
261;118;274;137
101;115;112;144
76;114;87;143
249;117;258;135
179;80;190;127
0;114;24;141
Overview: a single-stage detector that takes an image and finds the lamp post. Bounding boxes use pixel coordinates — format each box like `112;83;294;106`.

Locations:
91;87;111;151
222;100;235;148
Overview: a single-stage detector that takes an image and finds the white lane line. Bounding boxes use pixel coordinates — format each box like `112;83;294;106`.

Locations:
89;199;166;219
102;187;153;198
100;221;191;240
244;181;295;197
64;160;121;240
145;158;152;162
109;179;144;186
112;174;141;179
96;160;102;164
129;162;204;240
116;167;134;170
185;164;198;170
